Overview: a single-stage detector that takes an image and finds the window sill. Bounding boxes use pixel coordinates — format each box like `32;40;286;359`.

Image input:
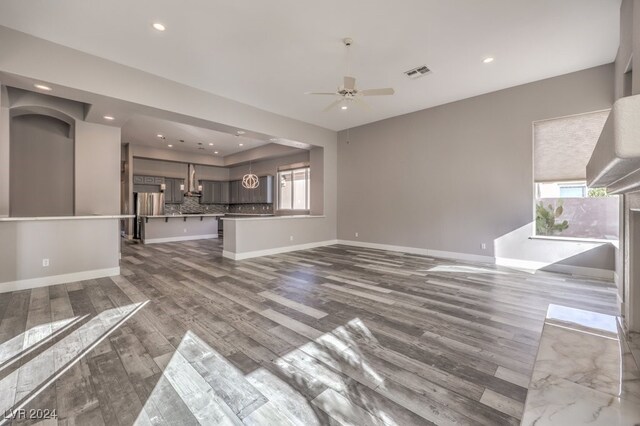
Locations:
529;235;616;244
276;210;311;215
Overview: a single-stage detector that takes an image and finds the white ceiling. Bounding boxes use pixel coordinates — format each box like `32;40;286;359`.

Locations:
122;115;270;156
0;0;621;131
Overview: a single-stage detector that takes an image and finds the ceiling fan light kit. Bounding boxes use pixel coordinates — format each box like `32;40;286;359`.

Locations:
305;37;395;112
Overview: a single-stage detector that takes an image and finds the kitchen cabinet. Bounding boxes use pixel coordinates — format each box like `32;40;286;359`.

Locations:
200;177;272;204
225;176;274;204
229;180;240;204
239;182;252;204
200;181;212;204
201;181;231;204
164;178;184;204
216;182;230;204
256;176;274;203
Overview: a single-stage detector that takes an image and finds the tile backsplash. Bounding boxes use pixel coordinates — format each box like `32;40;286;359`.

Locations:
164;195;273;215
228;203;274;214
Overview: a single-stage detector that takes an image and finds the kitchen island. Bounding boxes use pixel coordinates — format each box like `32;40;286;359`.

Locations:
139;213;224;244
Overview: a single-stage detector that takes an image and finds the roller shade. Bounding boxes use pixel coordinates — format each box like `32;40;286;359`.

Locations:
534;110;609;182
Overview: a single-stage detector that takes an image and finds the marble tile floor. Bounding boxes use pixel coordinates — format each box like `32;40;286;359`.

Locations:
521;305;640;425
0;239;619;425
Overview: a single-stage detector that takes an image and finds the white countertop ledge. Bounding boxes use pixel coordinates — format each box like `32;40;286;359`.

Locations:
141;214;224;218
222;215;325;221
0;214;135;222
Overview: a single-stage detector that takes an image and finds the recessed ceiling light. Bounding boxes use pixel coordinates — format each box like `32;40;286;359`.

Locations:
341;105;348;110
167;144;173;147
103;115;115;120
214;151;219;154
236;130;245;135
34;84;52;91
157;134;164;138
239;143;244;147
208;143;214;146
152;23;166;31
269;138;278;142
483;57;495;64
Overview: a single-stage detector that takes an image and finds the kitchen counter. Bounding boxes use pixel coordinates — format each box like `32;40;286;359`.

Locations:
222;213;275;217
0;215;134;222
521;305;640;425
222;215;324;221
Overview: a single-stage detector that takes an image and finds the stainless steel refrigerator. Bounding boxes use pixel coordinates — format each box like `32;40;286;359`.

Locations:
134;192;165;239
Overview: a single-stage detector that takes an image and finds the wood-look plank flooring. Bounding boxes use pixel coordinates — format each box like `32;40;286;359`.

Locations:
0;239;618;425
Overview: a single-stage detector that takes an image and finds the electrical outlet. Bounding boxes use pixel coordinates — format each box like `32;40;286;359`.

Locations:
481;243;487;250
42;258;49;267
184;228;187;233
289;236;294;241
252;206;255;210
355;232;359;238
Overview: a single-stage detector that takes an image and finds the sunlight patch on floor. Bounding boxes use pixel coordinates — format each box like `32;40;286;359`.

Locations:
425;265;507;274
1;301;147;422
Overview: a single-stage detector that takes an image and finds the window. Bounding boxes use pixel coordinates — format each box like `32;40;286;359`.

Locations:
278;167;310;211
533;111;618;240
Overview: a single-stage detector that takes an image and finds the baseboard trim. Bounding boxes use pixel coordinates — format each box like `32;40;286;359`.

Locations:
143;234;219;244
0;267;121;293
336;240;495;264
223;240;339;261
495;257;614;280
336;240;613;280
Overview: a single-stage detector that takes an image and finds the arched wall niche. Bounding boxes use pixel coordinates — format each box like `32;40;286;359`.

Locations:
9;105;75;217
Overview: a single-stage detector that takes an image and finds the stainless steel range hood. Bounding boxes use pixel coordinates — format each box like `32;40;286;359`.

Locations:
186;163;201;196
587;94;640;194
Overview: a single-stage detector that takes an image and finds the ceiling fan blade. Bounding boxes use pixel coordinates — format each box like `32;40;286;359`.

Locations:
354;98;371;110
343;76;356;91
360;88;395;96
304;92;339;96
323;98;344;112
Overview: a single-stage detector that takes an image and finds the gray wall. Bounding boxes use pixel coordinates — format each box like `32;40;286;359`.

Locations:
133;157;188;179
75;121;121;215
0;89;9;216
615;0;640;99
338;64;616;271
0;218;120;291
198;164;229;181
228;152;310;180
10;114;74;217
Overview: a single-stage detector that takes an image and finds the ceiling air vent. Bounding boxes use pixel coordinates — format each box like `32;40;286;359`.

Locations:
404;65;431;79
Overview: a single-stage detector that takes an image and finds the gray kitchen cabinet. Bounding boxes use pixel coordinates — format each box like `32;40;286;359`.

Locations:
164;179;174;203
164;178;184;204
200;181;212;204
217;181;230;204
225;176;273;204
239;182;252;203
229;180;240;204
201;181;231;204
256;176;273;203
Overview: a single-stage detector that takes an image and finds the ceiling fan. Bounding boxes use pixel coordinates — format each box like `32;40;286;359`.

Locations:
305;38;395;112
